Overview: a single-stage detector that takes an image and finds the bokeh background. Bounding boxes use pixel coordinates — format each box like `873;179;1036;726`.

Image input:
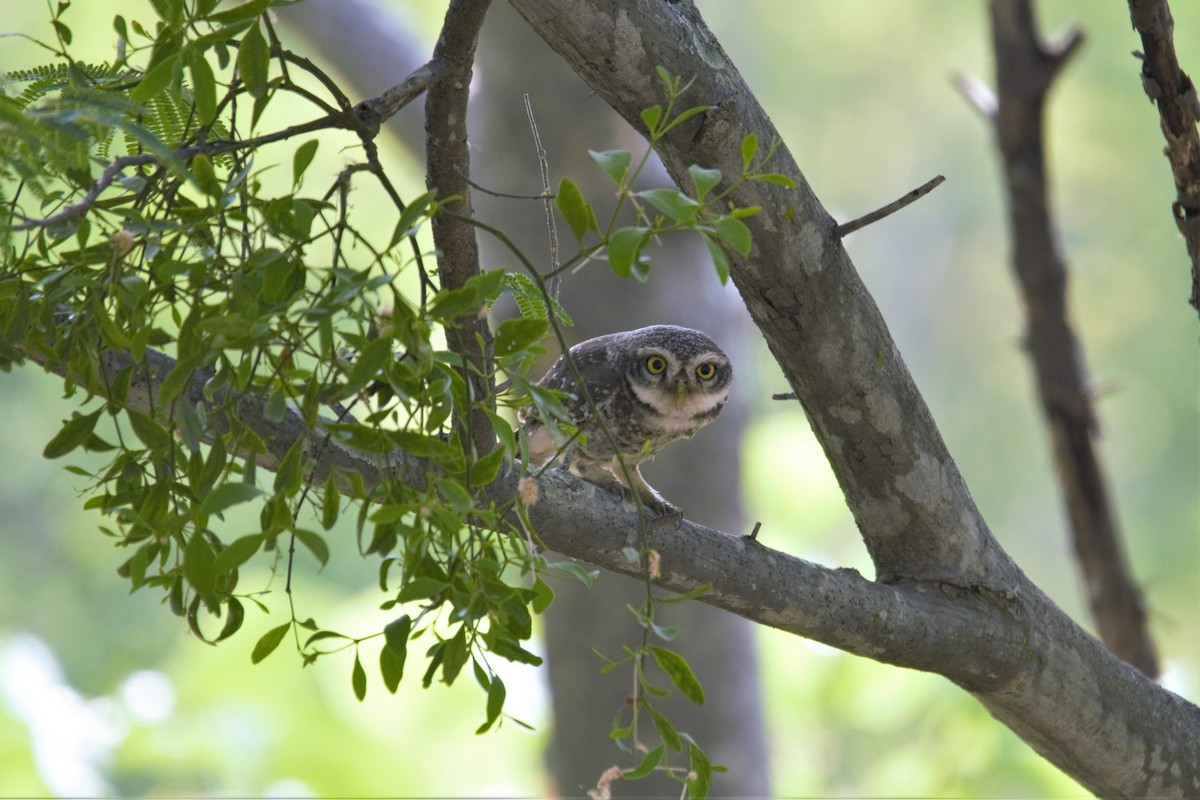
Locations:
1;1;1196;797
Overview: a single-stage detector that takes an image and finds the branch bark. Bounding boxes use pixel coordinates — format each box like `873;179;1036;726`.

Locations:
503;0;1198;795
23;315;1199;796
1127;0;1200;315
986;0;1159;678
425;0;496;458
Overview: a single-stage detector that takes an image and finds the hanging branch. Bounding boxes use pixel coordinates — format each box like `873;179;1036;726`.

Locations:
1127;0;1200;315
979;0;1159;676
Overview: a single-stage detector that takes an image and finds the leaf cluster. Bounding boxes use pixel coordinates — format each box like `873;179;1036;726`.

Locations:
2;3;759;786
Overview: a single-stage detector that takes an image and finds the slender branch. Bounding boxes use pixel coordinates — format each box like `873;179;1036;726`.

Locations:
833;175;946;238
425;0;496;458
1127;0;1200;315
986;0;1158;677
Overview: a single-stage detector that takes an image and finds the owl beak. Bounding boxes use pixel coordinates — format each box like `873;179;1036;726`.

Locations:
673;381;689;408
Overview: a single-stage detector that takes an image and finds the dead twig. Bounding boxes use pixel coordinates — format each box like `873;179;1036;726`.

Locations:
834;175;946;238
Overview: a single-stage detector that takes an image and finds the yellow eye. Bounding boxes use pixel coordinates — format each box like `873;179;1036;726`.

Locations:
696;362;717;381
645;355;667;375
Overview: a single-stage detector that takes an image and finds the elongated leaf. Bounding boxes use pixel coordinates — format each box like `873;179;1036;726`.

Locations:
293;528;329;568
639;187;699;224
624;743;665;779
236;23;269;99
649;645;705;705
352;651;367;701
212;534;264;575
43;408;103;459
292;139;318;187
555;177;595;242
251;622;290;664
198;482;261;516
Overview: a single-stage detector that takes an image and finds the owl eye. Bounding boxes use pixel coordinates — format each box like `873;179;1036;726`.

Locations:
645;355;667;375
695;362;717;381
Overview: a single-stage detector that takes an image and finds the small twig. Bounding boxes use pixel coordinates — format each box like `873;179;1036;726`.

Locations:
748;521;762;541
772;391;797;401
525;93;562;297
354;60;440;126
834;175;946;238
452;166;551;200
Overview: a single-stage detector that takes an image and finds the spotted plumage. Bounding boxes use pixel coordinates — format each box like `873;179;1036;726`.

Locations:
519;325;732;514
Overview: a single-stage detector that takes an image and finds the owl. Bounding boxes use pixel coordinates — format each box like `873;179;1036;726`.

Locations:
519;325;733;515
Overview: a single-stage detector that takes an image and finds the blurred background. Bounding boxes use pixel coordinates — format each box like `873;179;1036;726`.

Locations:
0;1;1196;796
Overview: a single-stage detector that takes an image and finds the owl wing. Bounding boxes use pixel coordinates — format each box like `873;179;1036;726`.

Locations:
518;333;618;430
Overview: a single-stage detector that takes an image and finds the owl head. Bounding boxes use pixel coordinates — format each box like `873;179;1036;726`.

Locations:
619;325;732;422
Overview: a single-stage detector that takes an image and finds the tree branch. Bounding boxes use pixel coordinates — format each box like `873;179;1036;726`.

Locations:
21;303;1198;796
833;175;945;238
425;0;496;459
506;0;1198;795
987;0;1159;678
1127;0;1200;316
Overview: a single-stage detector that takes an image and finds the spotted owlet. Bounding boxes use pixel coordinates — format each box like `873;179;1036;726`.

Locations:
519;325;733;515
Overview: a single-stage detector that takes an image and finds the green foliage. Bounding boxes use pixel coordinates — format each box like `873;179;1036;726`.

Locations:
549;65;793;287
1;3;749;789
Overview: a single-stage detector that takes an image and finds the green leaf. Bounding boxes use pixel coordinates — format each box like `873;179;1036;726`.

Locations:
639;187;700;224
702;234;731;285
212;534;264;575
43;408;103;459
390;190;437;246
188;49;217;123
624;743;665;780
191;153;222;198
493;317;547;356
658;583;713;604
380;633;407;693
755;172;796;188
441;627;469;685
713;216;752;256
183;533;217;595
292;139;319;187
251;622;290;664
688;165;722;199
206;0;272;23
531;577;554;614
606;226;650;280
740;133;758;170
293;529;329;568
428;285;483;320
127;409;172;453
546;560;598;587
215;597;245;643
130;53;179;103
555;177;594;242
649;646;705;704
236;22;269;99
686;736;714;800
352;651;367;701
477;672;506;734
640;104;662;134
645;702;682;751
589;149;632;186
198;482;262;517
321;473;340;530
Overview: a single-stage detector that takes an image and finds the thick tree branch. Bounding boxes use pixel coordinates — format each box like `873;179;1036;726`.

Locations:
425;0;496;459
506;0;1198;795
23;318;1198;797
987;0;1159;678
1127;0;1200;315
